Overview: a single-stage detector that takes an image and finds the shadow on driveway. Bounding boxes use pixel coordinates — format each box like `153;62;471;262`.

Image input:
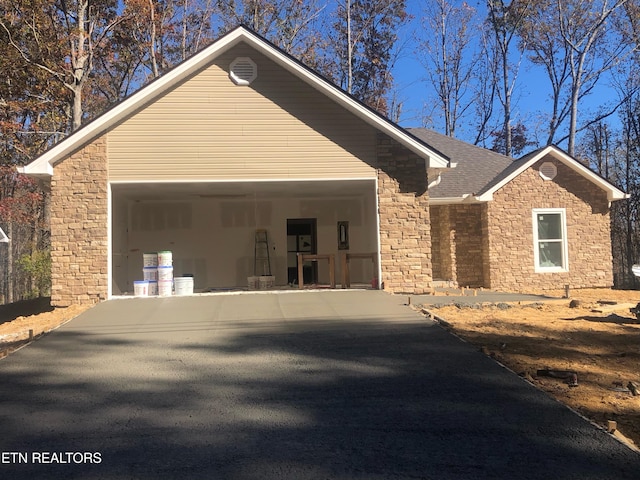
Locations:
0;291;638;479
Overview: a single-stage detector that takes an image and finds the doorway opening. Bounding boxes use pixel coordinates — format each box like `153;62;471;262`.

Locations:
287;218;317;285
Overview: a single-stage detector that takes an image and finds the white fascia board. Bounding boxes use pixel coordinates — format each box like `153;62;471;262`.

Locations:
20;27;451;178
476;145;628;202
0;226;8;243
540;146;628;201
17;161;53;176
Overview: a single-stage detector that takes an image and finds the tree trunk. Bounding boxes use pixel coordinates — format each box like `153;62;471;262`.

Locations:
625;151;633;287
6;222;13;304
567;79;580;156
347;0;352;94
149;0;160;77
70;1;90;131
502;42;512;157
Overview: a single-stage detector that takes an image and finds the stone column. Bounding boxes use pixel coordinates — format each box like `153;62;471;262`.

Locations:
376;134;433;294
50;136;109;306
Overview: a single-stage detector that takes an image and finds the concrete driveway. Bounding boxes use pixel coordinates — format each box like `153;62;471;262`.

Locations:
0;291;638;479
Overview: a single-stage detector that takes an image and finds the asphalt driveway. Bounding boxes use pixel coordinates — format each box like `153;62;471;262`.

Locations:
0;291;638;479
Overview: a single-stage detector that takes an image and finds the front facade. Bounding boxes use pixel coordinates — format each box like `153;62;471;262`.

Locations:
28;27;449;307
23;28;627;307
420;129;626;293
430;156;614;292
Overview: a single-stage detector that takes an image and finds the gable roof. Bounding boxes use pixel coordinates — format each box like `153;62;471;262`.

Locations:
408;129;627;204
0;226;8;243
475;145;628;202
19;26;450;178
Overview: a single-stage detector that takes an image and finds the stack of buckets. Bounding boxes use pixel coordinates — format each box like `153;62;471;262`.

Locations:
137;251;173;296
135;250;194;297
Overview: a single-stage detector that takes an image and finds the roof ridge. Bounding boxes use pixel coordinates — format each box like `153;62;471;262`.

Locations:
406;128;512;162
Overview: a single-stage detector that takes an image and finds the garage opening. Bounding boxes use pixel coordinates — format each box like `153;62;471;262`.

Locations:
110;180;379;296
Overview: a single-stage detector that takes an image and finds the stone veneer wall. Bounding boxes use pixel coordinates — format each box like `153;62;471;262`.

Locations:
376;134;433;293
429;204;484;287
485;156;613;292
429;206;445;280
450;204;484;287
50;136;109;306
429;205;453;282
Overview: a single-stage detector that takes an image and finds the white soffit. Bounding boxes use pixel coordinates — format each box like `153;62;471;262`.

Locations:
19;27;450;177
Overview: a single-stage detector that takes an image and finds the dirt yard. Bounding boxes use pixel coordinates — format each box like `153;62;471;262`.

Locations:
420;288;640;452
1;290;640;452
0;298;90;358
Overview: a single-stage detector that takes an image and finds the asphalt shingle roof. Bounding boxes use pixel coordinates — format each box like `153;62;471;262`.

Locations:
407;129;513;199
473;147;547;197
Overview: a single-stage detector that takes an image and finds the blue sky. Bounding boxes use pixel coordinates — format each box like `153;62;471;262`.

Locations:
389;0;623;149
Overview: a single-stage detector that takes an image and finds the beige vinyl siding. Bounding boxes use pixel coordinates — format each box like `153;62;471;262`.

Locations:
108;43;377;181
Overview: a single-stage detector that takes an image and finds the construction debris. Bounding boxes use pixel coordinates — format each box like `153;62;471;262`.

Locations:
536;369;579;387
611;381;631;393
592;302;637;314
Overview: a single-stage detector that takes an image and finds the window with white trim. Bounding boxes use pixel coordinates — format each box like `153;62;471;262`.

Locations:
532;208;568;272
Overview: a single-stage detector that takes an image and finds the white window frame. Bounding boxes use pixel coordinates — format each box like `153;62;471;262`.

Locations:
532;208;568;273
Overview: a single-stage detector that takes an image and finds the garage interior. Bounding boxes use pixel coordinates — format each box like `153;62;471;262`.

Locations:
110;179;379;295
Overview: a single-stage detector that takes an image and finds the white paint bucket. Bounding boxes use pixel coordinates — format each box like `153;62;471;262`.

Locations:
247;276;259;290
143;252;158;267
158;279;173;297
157;266;173;281
157;250;173;266
174;277;194;296
133;280;149;297
148;281;158;296
143;267;158;281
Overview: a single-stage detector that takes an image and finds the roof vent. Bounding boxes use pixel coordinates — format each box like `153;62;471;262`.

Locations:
229;57;257;85
539;161;557;181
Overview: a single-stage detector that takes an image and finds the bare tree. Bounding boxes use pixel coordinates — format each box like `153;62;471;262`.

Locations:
580;66;640;288
485;0;531;157
471;29;500;147
520;0;637;155
611;94;640;287
330;0;409;115
418;0;480;137
216;0;326;66
0;0;126;131
582;121;612;175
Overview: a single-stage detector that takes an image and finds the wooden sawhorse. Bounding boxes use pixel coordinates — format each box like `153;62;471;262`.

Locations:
341;252;377;288
297;253;336;289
